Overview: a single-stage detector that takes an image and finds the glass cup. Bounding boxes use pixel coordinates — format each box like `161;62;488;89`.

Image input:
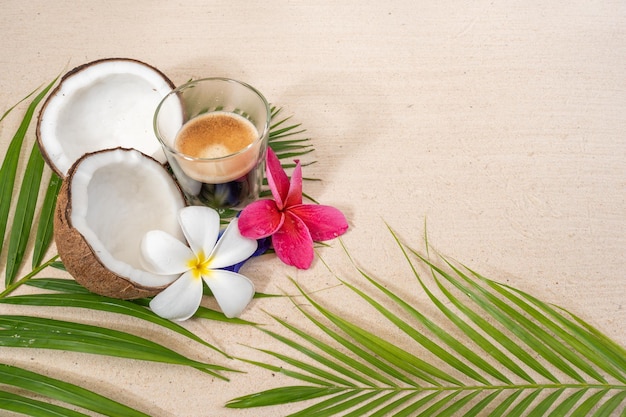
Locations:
154;78;270;216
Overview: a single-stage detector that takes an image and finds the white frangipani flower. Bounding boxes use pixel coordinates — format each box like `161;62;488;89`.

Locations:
141;206;258;321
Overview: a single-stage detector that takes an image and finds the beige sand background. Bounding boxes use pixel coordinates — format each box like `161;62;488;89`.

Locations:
1;1;624;416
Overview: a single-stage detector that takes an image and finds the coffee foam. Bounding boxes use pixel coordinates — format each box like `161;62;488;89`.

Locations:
175;111;257;159
172;111;261;183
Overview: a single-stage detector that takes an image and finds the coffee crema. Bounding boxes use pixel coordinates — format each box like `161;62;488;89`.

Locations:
174;111;258;159
171;111;262;185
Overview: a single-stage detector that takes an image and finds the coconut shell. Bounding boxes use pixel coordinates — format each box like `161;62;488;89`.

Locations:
54;155;168;300
37;57;176;178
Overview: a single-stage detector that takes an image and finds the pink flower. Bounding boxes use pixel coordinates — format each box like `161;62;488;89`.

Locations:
238;148;348;269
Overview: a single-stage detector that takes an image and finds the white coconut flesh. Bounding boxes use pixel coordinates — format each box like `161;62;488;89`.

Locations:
68;148;185;287
38;59;174;177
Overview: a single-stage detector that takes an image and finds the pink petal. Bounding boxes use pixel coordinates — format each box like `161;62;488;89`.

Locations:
289;204;349;241
238;199;284;239
265;148;290;209
284;160;303;207
272;211;314;269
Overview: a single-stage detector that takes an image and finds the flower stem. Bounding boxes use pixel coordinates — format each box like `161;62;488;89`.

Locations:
0;254;59;298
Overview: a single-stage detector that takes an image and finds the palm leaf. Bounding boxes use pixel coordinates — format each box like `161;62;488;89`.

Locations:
4;140;46;284
0;83;318;414
0;84;39;123
256;315;381;387
5;78;622;416
227;230;626;415
502;281;626;380
0;390;90;417
0;77;58;266
32;173;62;267
430;256;579;383
22;276;255;330
25;276;90;293
0;315;234;379
268;106;314;161
0;364;151;417
0;290;228;356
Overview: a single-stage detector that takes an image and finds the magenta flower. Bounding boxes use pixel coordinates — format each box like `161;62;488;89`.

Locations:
238;148;348;269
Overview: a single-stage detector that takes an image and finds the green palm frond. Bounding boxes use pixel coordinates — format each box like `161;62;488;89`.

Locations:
0;83;241;414
0;284;229;355
31;173;62;268
0;364;151;417
0;81;317;415
227;230;626;416
265;105;319;205
1;77;59;283
4;77;624;417
268;106;315;164
0;315;233;378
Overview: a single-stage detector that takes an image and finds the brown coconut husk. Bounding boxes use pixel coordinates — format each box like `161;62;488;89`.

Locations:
53;150;170;299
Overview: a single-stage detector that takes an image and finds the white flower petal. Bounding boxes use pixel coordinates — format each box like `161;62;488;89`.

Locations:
210;218;258;269
130;269;180;288
178;206;220;257
141;230;194;275
203;269;255;318
149;271;203;321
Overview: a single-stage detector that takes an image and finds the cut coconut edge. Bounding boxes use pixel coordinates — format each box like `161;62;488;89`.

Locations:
36;58;191;299
37;58;176;177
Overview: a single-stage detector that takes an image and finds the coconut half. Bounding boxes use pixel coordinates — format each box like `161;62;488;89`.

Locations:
54;148;186;299
37;58;175;177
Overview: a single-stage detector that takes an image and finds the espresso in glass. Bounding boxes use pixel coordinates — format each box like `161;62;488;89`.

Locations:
172;111;263;210
154;78;270;216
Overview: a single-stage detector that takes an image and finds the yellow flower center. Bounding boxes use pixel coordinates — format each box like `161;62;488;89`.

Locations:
187;251;212;279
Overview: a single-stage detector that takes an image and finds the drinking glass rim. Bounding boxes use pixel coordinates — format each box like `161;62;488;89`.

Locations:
153;77;271;162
